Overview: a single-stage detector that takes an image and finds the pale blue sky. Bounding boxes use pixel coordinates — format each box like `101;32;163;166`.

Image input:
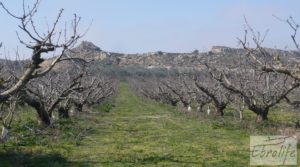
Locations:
0;0;300;58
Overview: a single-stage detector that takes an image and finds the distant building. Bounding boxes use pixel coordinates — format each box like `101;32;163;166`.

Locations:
211;46;244;54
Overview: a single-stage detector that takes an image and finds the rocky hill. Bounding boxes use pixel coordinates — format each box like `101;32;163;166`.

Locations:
65;41;234;69
63;41;299;70
2;41;299;70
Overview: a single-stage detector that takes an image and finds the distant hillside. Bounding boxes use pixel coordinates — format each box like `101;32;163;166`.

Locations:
5;41;294;72
61;41;299;69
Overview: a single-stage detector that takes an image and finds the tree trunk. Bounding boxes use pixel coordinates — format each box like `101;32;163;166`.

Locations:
74;103;83;113
216;106;224;116
215;103;226;116
238;97;245;121
58;107;69;119
1;126;9;142
197;104;204;112
248;105;269;122
36;108;51;126
170;100;178;106
295;120;300;129
256;109;269;122
182;102;189;108
22;94;51;126
238;109;244;121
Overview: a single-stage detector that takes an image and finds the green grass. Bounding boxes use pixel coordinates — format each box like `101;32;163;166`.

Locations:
0;82;299;166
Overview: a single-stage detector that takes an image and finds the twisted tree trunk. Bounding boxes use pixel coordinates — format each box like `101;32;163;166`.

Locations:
249;106;269;121
22;95;51;126
58;107;69;119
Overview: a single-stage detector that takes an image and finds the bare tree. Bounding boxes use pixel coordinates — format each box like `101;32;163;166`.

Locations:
130;74;220;114
178;75;212;113
213;17;299;121
183;70;232;116
129;77;180;106
0;0;84;140
160;77;192;109
0;0;83;102
206;61;299;121
68;72;119;114
23;69;84;126
238;17;300;81
161;75;215;113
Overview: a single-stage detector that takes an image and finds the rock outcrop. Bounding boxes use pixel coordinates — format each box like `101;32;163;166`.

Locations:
40;41;300;70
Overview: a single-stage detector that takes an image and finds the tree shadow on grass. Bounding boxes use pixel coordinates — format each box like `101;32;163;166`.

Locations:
97;153;248;166
0;151;90;167
98;153;203;166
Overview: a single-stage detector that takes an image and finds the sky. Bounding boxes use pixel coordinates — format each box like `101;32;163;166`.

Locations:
0;0;300;59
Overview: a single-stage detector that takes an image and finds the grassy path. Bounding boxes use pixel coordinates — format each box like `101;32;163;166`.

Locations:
1;83;299;166
69;83;250;166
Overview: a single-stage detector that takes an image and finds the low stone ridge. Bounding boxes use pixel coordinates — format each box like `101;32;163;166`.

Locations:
39;41;300;70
